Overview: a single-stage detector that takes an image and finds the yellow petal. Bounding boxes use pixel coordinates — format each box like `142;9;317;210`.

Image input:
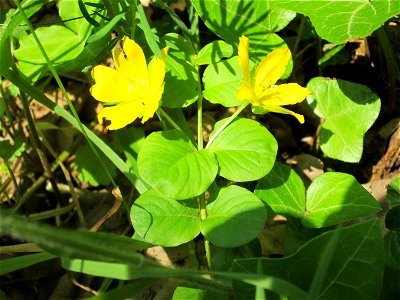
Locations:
90;65;134;103
261;105;305;124
236;81;257;102
141;84;165;123
253;47;291;95
238;35;251;85
259;83;311;106
148;46;168;93
113;36;148;84
98;101;144;130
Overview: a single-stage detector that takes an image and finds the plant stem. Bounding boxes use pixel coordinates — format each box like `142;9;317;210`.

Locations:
198;193;212;269
158;107;182;131
205;101;250;149
3;160;21;202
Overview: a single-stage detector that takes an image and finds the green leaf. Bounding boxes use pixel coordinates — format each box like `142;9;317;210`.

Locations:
0;136;26;161
384;231;400;270
89;280;155;300
173;286;230;300
255;162;306;218
136;2;162;58
272;0;400;44
192;0;295;59
131;190;201;247
209;118;278;182
304;172;381;228
137;130;218;200
385;204;400;231
232;219;384;300
0;252;56;276
0;209;152;266
161;34;198;108
202;56;246;107
74;143;117;187
173;287;207;300
0;209;302;297
195;40;233;65
14;0;101;80
201;185;267;248
0;0;49;44
59;0;98;35
387;177;400;207
1;68;148;194
307;77;381;162
14;26;86;79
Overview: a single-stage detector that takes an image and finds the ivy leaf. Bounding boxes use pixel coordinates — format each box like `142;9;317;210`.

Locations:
304;172;381;228
307;77;380;163
232;219;384;300
256;166;381;228
272;0;400;44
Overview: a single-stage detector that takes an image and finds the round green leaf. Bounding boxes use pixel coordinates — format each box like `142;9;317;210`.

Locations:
131;190;201;247
161;34;198;108
201;185;268;248
255;162;305;218
137;130;218;200
195;40;233;65
304;172;381;228
209;118;278;182
202;56;245;107
307;77;381;163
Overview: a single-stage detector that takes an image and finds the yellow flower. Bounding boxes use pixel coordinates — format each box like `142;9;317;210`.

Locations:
90;36;168;130
236;35;310;123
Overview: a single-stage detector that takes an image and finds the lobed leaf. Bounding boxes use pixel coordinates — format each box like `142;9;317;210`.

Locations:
307;77;381;162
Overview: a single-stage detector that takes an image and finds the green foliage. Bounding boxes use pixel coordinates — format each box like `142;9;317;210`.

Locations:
307;77;381;162
257;165;381;228
202;185;267;248
161;33;198;108
192;0;294;59
232;219;384;300
0;252;56;276
14;0;102;80
209;118;278;181
131;191;200;247
137;129;218;199
272;0;400;43
1;0;396;298
74;143;117;187
0;135;26;161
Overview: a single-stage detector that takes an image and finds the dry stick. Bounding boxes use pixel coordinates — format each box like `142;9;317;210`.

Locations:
38;133;87;228
19;92;63;225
